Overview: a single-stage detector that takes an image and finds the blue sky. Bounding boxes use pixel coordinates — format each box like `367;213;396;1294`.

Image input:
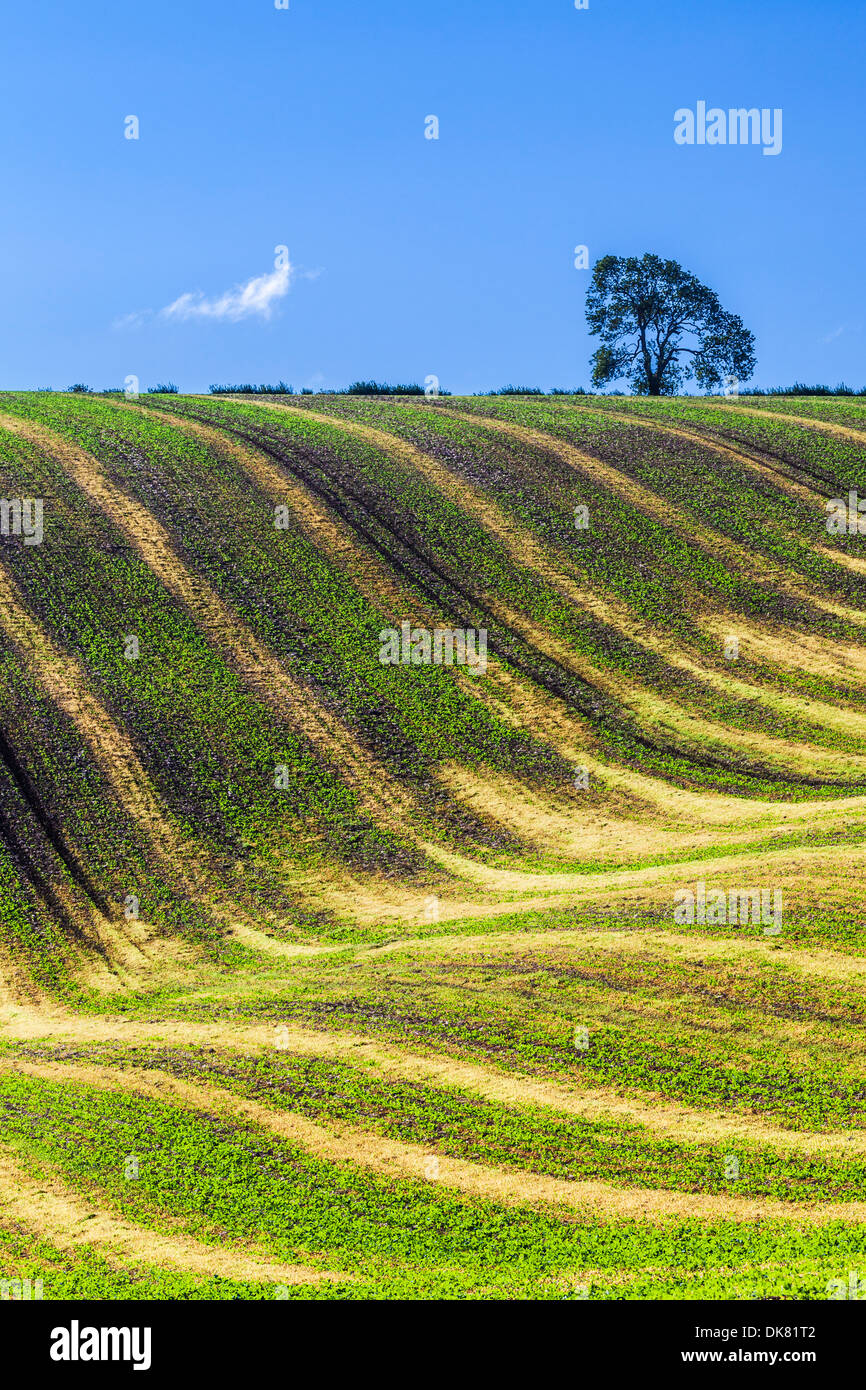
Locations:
1;0;863;393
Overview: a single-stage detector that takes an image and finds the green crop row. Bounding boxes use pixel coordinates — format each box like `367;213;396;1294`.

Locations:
8;1039;866;1201
175;949;866;1129
2;1071;864;1300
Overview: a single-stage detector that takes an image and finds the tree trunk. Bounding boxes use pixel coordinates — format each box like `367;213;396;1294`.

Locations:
645;356;663;395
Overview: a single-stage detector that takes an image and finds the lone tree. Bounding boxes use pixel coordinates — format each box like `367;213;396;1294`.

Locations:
586;254;756;395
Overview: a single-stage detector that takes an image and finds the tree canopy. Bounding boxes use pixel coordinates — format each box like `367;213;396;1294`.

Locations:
586;253;756;395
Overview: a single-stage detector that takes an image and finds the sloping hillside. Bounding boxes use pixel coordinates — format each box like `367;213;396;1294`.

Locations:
1;392;865;1300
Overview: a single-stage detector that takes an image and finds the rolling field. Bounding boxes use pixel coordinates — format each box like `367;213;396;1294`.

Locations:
1;389;865;1300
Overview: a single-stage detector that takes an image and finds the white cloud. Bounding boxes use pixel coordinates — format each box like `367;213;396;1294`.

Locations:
113;258;318;331
160;262;294;323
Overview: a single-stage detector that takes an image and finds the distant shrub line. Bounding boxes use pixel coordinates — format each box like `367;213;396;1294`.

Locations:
345;380;450;396
32;381;866;399
208;382;297;395
209;381;453;396
748;382;866;396
51;383;179;396
479;383;866;397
